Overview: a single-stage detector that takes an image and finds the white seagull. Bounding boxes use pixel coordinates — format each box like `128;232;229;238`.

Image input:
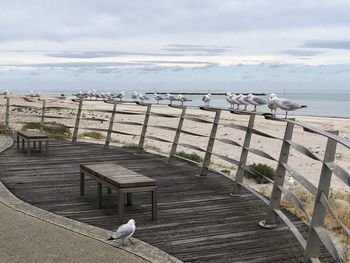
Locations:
268;93;278;116
275;96;307;118
154;92;164;104
237;94;249;111
107;219;136;246
165;93;178;105
225;92;235;108
202;93;211;106
246;94;267;112
114;91;126;101
138;93;149;103
178;94;192;106
131;91;138;101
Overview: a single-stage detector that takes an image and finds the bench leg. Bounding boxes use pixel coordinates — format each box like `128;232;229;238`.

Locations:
22;139;25;152
17;134;19;149
118;190;124;225
33;141;36;150
152;188;157;220
39;141;42;152
127;193;132;207
80;172;85;196
27;140;31;156
97;182;102;208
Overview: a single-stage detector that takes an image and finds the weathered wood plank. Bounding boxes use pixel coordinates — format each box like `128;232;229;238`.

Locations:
0;140;334;263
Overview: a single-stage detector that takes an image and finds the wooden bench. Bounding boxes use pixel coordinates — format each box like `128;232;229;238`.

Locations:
17;131;49;156
80;162;157;224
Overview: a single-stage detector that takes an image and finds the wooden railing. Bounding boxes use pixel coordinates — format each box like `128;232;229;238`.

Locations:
1;96;349;262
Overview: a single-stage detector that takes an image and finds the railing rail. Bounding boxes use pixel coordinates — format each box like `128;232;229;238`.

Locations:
1;96;349;262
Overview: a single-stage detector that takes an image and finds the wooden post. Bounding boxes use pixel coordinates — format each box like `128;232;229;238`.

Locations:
168;106;187;163
231;114;255;196
303;131;338;262
72;99;83;144
104;102;117;149
40;100;46;133
138;104;151;154
259;121;294;228
5;97;10;132
199;109;221;176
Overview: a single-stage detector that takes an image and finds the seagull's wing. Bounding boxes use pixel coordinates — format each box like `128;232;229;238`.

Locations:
112;224;134;239
281;99;300;109
253;97;267;104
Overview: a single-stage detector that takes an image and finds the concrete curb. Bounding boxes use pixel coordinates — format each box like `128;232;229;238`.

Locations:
0;135;182;263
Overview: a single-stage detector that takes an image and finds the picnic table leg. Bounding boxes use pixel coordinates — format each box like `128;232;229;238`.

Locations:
118;190;124;225
45;140;49;155
22;138;25;152
107;187;112;194
80;172;85;196
17;134;19;149
33;142;36;150
152;188;157;220
126;193;132;207
39;141;42;152
97;182;102;208
27;140;31;156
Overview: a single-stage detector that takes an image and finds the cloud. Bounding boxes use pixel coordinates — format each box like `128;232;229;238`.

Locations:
301;40;350;49
162;44;234;54
280;49;325;56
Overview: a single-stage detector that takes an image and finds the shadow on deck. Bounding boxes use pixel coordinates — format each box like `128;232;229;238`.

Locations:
0;140;334;263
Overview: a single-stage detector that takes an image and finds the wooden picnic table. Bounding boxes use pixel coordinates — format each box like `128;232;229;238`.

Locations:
80;162;157;224
16;130;49;156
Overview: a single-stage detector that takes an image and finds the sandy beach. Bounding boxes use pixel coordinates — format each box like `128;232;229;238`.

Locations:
1;95;349;193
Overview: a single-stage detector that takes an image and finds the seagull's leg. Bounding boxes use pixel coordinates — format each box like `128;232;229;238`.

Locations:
129;237;135;245
285;111;288;119
122;238;126;246
244;105;247;111
253;105;257;112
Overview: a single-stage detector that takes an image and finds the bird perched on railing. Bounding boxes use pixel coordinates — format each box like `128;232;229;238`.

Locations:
225;92;235;108
268;93;278;116
274;94;307;118
154;92;165;104
131;91;138;101
166;93;178;105
1;89;11;97
246;94;267;112
107;219;136;246
178;94;192;106
113;91;126;101
202;93;211;106
138;93;149;103
237;94;249;111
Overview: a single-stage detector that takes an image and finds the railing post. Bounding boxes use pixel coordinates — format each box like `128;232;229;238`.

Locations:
259;120;294;228
199;109;221;176
168;106;187;163
40;100;46;133
104;102;117;149
72;99;83;144
231;114;256;196
5;97;10;132
138;104;151;154
303;131;338;262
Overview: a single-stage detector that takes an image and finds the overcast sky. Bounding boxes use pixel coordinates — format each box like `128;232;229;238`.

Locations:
1;0;350;93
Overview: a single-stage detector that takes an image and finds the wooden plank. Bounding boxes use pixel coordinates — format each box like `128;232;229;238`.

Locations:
0;140;335;263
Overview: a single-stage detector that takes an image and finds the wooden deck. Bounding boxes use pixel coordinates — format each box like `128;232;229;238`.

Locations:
0;140;334;263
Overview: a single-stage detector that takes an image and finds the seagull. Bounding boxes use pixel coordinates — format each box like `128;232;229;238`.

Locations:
114;91;126;101
131;91;138;101
138;93;149;103
107;219;136;246
287;176;297;189
274;96;307;118
178;94;192;106
237;94;249;111
268;93;278;116
225;92;235;108
202;93;211;106
154;92;164;104
165;93;178;105
246;94;267;112
2;89;11;96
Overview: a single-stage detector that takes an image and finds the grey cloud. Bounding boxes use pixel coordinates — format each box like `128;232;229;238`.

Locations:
163;44;234;54
301;40;350;49
0;62;146;68
280;49;325;56
133;60;218;66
